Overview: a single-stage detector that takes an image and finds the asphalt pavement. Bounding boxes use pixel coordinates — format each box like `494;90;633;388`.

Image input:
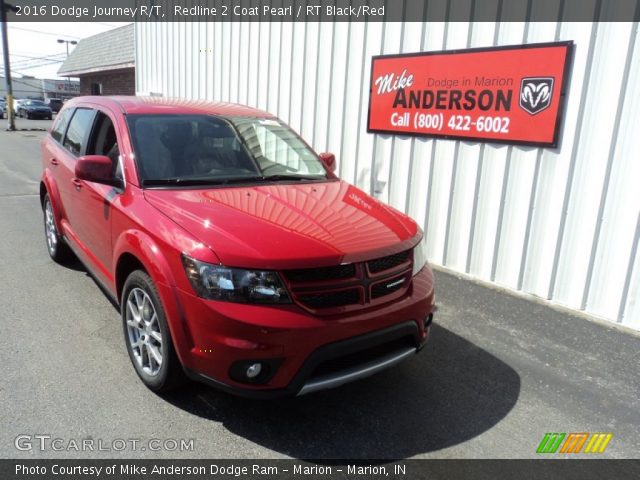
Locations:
0;121;638;459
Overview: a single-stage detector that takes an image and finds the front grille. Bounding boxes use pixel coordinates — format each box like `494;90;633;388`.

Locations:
371;275;408;299
284;249;414;311
284;263;356;283
297;289;360;309
367;250;411;274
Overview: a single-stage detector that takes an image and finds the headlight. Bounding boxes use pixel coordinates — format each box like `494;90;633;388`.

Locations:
412;238;428;276
181;254;291;304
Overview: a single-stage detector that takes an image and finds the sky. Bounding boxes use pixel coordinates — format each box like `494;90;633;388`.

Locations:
0;22;131;80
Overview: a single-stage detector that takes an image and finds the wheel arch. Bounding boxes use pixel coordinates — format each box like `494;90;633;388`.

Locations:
113;231;177;302
115;252;147;303
113;231;194;366
39;181;47;208
40;175;65;231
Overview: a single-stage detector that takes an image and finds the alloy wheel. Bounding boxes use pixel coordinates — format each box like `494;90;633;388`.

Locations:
44;200;58;255
125;288;163;376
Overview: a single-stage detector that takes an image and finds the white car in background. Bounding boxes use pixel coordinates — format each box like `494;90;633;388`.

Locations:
13;99;28;115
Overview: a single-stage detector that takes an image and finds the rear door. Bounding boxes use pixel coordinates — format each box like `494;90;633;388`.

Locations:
43;107;74;229
56;107;96;251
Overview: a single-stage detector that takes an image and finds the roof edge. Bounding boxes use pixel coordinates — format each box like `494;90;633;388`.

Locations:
59;63;135;77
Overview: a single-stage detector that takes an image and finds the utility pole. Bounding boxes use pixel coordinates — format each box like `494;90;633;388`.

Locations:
1;0;17;131
57;39;77;98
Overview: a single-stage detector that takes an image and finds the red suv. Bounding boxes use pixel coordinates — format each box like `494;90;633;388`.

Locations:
40;97;435;396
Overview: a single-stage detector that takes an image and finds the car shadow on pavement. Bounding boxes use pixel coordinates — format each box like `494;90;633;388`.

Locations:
61;255;121;310
162;324;521;459
61;255;88;273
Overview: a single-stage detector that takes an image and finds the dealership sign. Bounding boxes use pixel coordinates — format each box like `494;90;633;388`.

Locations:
367;42;573;147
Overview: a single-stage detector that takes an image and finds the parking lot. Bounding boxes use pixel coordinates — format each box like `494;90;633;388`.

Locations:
0;122;638;459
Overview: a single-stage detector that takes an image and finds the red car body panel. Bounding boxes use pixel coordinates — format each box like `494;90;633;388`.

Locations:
143;181;419;270
40;96;435;395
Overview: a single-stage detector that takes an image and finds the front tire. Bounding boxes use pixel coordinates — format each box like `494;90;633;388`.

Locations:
122;270;184;392
43;194;71;263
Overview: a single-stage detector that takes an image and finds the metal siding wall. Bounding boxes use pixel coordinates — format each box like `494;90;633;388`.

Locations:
590;22;640;325
135;21;640;329
338;22;365;185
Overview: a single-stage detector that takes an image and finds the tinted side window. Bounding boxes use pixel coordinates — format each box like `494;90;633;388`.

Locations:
86;111;122;180
63;108;95;156
51;108;73;143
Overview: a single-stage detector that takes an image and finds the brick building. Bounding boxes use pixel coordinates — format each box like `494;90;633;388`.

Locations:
58;24;134;96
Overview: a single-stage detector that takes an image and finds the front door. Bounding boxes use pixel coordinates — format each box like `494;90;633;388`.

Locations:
70;108;124;283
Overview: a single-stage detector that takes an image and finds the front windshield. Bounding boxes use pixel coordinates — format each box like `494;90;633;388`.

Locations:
126;114;329;186
28;100;46;106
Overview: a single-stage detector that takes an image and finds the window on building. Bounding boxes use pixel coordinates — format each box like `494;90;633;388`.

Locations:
91;83;103;95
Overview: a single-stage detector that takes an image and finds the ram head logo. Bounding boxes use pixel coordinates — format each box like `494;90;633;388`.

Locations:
519;77;554;115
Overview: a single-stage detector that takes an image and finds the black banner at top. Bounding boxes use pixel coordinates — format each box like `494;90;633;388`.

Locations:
4;0;640;22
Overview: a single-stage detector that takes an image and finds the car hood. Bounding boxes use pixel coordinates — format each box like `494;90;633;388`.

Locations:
143;180;420;269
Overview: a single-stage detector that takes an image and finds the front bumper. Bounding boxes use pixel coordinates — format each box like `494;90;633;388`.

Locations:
167;265;435;397
185;319;431;398
26;110;51;118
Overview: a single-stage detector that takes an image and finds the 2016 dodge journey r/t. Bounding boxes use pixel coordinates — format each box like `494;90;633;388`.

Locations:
40;96;435;396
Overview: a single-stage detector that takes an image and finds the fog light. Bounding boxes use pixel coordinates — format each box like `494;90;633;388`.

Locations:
229;358;283;384
246;363;262;379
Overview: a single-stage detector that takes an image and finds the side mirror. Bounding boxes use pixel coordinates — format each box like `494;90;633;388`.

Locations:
75;155;121;187
319;152;337;173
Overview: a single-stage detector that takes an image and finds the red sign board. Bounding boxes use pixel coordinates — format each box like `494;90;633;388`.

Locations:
367;42;573;147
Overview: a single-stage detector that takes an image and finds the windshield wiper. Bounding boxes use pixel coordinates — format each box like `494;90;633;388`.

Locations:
143;176;263;187
143;174;326;187
262;174;326;182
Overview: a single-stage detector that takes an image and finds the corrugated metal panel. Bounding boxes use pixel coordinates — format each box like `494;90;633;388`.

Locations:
135;20;640;330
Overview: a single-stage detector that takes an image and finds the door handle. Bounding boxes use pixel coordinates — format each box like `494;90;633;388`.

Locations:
72;178;83;191
50;158;59;166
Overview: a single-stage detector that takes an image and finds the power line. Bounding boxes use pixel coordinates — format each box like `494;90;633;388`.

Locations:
10;53;66;61
11;59;64;70
7;26;80;39
12;59;65;68
3;50;66;57
12;57;65;65
11;54;66;68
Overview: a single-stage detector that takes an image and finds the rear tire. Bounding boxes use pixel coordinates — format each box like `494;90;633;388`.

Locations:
121;270;185;392
43;194;71;263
